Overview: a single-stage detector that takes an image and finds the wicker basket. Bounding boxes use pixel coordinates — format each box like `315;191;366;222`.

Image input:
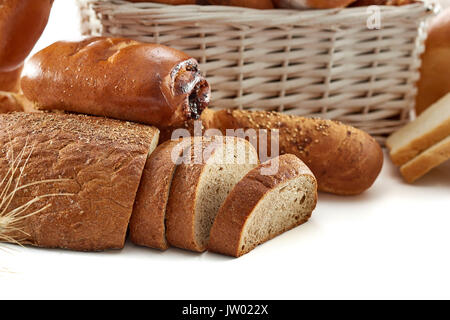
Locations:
76;0;436;143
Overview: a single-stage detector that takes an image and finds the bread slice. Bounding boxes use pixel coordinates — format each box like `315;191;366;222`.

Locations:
400;135;450;183
165;136;259;252
208;154;317;258
387;93;450;166
129;138;192;250
0;112;159;251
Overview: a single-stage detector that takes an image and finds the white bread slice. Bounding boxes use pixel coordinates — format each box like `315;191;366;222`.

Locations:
400;135;450;183
208;154;318;257
129;138;192;250
386;93;450;166
165;136;259;252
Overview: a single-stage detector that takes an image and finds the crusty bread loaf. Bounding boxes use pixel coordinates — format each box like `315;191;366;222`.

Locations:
399;135;450;183
208;154;317;257
130;138;192;250
416;7;450;115
165;136;259;252
200;109;383;195
273;0;356;9
21;37;210;129
0;112;159;251
386;93;450;166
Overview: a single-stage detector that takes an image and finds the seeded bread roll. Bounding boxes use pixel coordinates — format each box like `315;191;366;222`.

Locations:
200;109;383;195
21;37;211;129
130;138;192;250
208;154;318;257
165;136;259;252
0;112;159;251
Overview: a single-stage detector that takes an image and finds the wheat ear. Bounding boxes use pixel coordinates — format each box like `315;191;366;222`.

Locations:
0;137;73;246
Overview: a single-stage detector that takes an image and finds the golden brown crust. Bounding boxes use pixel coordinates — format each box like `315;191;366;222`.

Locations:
201;109;383;195
0;112;159;251
208;154;317;257
0;67;22;92
416;8;450;115
129;138;192;250
399;136;450;183
0;91;37;114
0;0;53;73
165;138;215;252
21;37;210;129
0;91;23;113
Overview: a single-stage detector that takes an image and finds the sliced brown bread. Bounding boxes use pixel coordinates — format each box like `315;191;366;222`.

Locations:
165;136;259;252
129;138;192;250
400;135;450;183
208;154;318;257
386;92;450;166
0;112;159;251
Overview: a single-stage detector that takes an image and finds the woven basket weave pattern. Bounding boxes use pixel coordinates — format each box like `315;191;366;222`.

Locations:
77;0;434;143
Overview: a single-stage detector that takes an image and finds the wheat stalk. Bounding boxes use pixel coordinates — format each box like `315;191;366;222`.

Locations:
0;137;73;247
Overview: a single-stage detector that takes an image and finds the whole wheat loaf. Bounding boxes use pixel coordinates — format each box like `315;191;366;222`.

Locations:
0;112;159;251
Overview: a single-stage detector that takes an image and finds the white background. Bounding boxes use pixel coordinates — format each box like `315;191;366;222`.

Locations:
1;0;450;300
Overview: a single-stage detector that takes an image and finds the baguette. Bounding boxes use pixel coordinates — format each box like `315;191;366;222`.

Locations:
165;136;258;252
130;138;192;250
200;109;383;195
208;154;317;257
400;135;450;183
21;37;211;129
0;112;159;251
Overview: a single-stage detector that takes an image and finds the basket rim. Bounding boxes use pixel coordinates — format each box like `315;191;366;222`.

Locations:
81;0;436;27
